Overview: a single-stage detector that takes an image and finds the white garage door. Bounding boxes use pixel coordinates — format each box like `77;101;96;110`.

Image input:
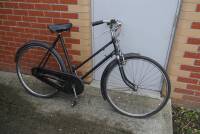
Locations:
92;0;180;81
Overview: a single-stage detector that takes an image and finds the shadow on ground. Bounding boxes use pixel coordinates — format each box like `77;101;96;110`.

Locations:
0;84;131;134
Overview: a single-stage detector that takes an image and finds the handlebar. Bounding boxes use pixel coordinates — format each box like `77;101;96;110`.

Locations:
92;19;122;38
92;19;120;27
92;20;104;26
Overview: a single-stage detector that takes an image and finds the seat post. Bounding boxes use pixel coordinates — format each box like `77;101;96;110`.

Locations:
59;33;73;73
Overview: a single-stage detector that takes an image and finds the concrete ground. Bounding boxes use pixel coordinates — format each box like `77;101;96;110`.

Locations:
0;71;173;134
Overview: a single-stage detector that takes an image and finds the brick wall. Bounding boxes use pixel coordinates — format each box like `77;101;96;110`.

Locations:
0;0;92;80
168;0;200;108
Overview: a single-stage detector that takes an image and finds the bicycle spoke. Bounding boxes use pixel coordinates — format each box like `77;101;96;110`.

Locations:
104;55;170;118
16;44;64;97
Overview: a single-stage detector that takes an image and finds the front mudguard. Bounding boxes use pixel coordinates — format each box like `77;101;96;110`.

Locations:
100;53;140;100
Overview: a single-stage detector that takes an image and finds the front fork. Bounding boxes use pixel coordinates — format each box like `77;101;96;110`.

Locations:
117;52;137;91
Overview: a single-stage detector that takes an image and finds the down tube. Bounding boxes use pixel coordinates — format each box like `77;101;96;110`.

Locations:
81;51;115;80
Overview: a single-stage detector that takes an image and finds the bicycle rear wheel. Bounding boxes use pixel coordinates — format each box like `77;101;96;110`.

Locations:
16;42;66;98
101;54;171;118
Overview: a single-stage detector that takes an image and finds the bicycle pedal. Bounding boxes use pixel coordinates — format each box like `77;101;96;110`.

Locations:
71;99;77;107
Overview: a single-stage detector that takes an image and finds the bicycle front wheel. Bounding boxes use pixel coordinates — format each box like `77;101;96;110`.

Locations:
16;42;66;98
101;54;171;118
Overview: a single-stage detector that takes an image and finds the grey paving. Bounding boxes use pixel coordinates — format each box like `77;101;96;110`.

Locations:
0;71;173;134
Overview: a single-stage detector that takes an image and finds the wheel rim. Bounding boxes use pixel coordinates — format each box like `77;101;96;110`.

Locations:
16;45;63;97
105;57;170;117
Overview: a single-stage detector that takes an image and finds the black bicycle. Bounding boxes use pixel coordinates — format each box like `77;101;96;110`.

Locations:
15;19;171;118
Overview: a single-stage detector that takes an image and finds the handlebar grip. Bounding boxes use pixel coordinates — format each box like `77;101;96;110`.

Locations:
92;20;104;26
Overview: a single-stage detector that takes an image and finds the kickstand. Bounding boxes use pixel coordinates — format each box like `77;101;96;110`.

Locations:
71;85;78;107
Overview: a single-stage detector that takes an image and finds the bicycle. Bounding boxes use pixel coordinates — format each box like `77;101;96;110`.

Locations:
15;19;171;118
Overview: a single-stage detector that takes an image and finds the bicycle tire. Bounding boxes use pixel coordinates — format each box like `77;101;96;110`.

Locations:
16;41;66;98
101;53;171;118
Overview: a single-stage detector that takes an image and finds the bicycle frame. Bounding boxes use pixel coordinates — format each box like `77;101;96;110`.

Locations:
40;33;119;80
38;20;135;90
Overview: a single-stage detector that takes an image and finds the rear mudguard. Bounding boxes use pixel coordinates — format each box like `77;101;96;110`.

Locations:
15;40;67;72
100;53;140;100
15;40;51;62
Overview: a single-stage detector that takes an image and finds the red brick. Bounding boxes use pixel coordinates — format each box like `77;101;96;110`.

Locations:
0;31;6;36
34;35;48;41
194;60;200;66
191;22;200;29
25;28;40;34
37;17;52;23
53;18;68;23
191;73;200;79
71;27;79;32
0;15;7;20
44;11;60;17
174;88;194;95
0;36;14;41
29;10;44;17
0;2;4;8
187;84;200;91
60;0;77;4
48;36;57;42
196;92;200;96
31;23;47;29
66;38;80;44
10;0;23;2
187;37;200;45
51;5;68;11
60;13;78;19
39;29;52;35
0;40;8;45
14;37;27;43
13;10;28;16
180;65;200;72
2;20;16;26
0;25;11;31
34;4;50;10
184;52;200;59
23;16;37;22
0;9;12;14
4;2;19;8
62;32;70;37
196;4;200;12
19;3;34;9
20;33;34;39
183;95;200;102
65;44;72;49
17;22;31;27
68;50;80;55
7;15;22;21
177;76;198;84
6;31;20;38
38;0;59;3
11;27;25;32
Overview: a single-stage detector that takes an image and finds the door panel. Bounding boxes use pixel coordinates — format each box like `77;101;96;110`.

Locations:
92;0;179;82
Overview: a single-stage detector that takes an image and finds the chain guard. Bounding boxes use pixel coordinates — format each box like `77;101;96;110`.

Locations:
32;68;84;95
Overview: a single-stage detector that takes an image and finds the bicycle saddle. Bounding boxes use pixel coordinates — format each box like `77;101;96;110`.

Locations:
48;23;72;33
